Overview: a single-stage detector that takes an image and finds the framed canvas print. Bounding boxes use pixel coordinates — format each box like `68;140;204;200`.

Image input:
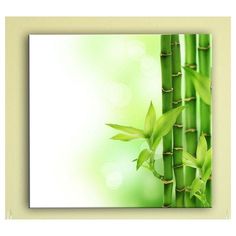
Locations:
29;34;212;208
5;17;230;218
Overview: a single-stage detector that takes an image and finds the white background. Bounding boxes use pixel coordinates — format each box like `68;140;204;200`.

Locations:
0;0;235;235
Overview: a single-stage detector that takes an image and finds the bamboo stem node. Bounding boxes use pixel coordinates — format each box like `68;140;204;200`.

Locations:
162;87;173;93
198;45;211;50
163;151;173;156
174;163;184;169
173;147;183;151
172;71;182;77
162;179;174;184
184;96;196;102
176;187;185;192
174;123;183;128
160;52;172;57
172;99;182;105
185;63;197;69
185;128;197;133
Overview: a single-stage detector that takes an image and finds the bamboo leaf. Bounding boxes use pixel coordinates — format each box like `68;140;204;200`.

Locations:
196;134;208;167
152;106;185;146
111;133;143;142
190;177;209;206
136;149;152;170
106;123;144;136
194;193;209;207
151;137;161;150
183;67;211;105
190;178;205;198
202;148;212;181
183;151;198;169
144;102;156;137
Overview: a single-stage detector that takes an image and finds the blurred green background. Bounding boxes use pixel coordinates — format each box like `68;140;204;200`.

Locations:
70;35;164;207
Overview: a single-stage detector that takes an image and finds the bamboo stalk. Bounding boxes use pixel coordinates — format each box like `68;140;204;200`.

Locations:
198;34;211;205
160;35;173;207
171;35;185;207
184;34;197;207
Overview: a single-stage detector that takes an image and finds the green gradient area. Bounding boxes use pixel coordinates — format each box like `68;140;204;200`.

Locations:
70;35;163;207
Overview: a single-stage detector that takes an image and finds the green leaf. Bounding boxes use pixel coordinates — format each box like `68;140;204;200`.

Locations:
111;133;143;142
152;106;185;147
202;148;212;181
144;102;156;137
196;134;208;167
106;123;144;136
151;137;161;150
194;193;209;207
183;67;211;105
183;151;198;169
190;178;205;198
136;149;152;170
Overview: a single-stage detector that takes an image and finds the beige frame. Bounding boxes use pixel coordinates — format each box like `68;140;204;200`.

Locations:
5;17;231;219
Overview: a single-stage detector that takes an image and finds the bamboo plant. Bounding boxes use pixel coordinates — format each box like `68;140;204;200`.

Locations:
198;34;212;205
183;38;212;207
199;34;211;146
160;35;174;207
184;34;198;207
107;33;212;208
183;134;212;207
171;35;185;207
107;103;184;206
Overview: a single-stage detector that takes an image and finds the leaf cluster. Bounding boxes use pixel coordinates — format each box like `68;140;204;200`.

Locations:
183;134;212;206
107;102;185;177
183;67;211;106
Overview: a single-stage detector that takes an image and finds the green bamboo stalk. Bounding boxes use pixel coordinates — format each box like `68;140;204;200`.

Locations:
184;34;198;207
160;35;173;207
198;34;212;205
171;35;185;207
